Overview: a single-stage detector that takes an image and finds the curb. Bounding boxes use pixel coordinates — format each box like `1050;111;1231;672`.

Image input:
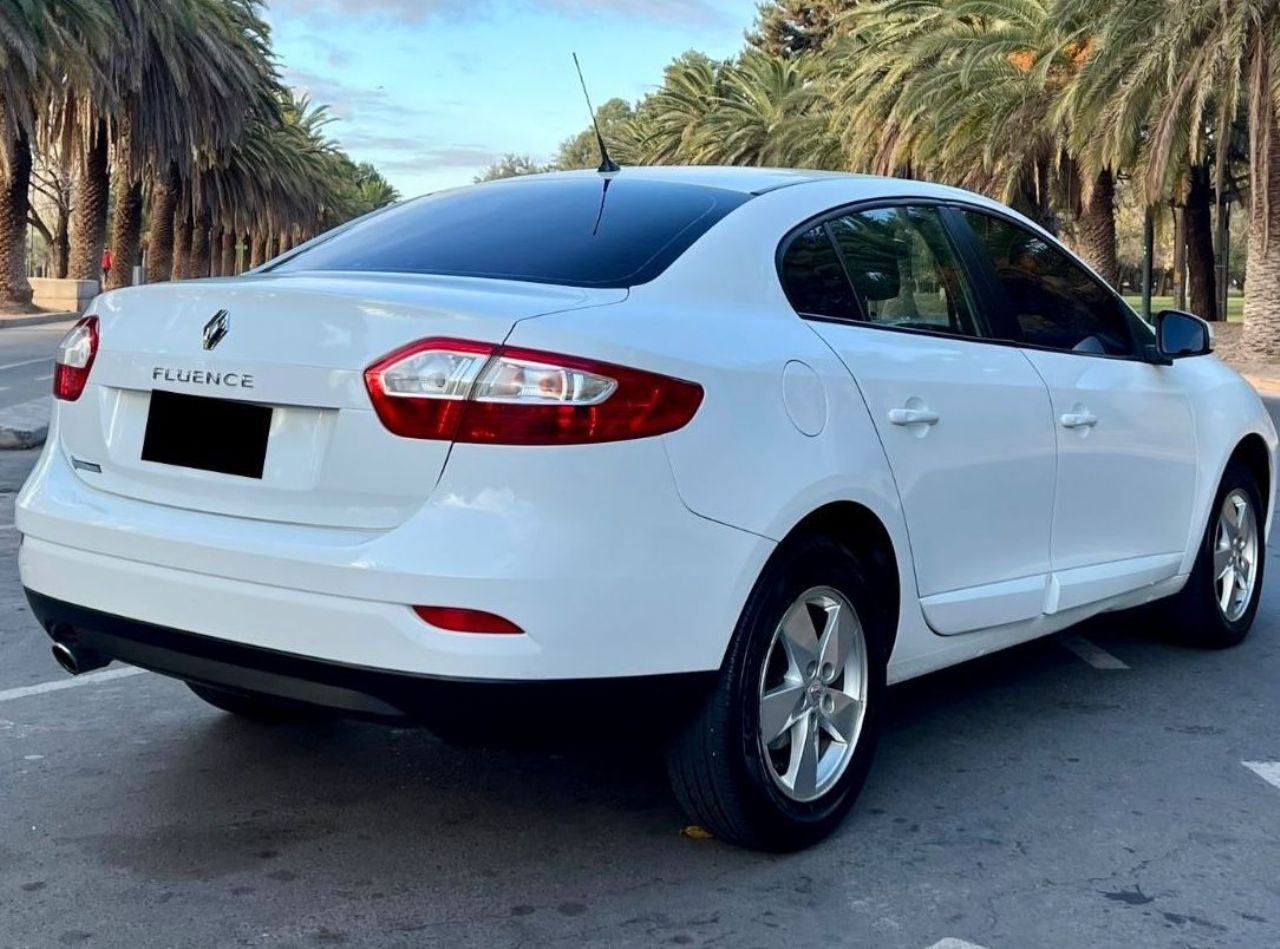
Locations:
0;397;50;450
0;311;77;330
1241;372;1280;396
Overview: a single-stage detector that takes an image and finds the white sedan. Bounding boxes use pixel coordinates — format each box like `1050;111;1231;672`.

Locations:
18;167;1275;850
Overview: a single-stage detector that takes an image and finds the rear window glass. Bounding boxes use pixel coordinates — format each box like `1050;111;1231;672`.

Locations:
267;176;751;288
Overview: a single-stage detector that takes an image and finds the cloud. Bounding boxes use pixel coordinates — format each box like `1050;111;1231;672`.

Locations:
283;66;427;123
268;0;727;28
378;146;504;172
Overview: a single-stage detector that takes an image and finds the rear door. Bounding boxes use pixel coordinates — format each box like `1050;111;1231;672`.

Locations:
783;204;1057;634
956;209;1198;613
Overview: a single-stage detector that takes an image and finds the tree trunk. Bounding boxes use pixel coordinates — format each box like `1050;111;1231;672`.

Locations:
147;163;179;284
172;203;191;281
188;207;211;278
53;205;70;279
68;119;109;283
1075;169;1119;288
0;130;35;308
249;232;267;269
219;227;235;276
1243;96;1280;354
1172;203;1187;310
107;118;141;291
1186;165;1219;321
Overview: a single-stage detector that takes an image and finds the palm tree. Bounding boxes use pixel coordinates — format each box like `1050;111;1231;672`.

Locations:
827;0;1119;284
101;0;276;290
0;0;113;308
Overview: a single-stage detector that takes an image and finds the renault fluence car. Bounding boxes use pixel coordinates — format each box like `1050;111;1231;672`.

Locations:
19;167;1275;851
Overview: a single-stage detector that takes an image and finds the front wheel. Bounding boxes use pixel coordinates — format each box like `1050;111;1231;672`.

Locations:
664;534;887;851
1161;460;1266;648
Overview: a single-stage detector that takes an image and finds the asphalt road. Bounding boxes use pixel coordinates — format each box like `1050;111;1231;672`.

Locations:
0;320;75;410
1;328;1278;947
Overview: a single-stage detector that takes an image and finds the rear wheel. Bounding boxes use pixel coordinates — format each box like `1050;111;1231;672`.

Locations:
187;682;334;723
1162;461;1265;648
664;534;887;851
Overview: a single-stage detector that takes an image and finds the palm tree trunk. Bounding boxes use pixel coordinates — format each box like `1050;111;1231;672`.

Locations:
1172;203;1187;310
0;129;35;308
68;119;109;283
53;205;70;279
188;207;211;278
1186;165;1219;321
1075;169;1118;288
147;163;179;284
1243;85;1280;354
209;223;225;276
249;232;267;269
172;204;191;280
219;227;235;276
107;118;141;291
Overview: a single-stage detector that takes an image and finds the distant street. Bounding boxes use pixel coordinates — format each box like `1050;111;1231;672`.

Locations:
1;329;1279;947
0;320;74;410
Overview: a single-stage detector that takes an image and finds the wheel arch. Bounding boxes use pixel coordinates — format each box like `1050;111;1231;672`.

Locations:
779;501;902;657
1229;433;1272;519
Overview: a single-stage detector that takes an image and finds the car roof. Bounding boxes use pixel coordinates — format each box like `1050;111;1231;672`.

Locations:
472;165;991;202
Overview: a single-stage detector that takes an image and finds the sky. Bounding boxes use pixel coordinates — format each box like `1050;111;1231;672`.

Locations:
265;0;760;198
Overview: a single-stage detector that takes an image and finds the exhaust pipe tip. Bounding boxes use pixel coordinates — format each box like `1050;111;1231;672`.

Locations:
51;642;81;675
51;641;109;676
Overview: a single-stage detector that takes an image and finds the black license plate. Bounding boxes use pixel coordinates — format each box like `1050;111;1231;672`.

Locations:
142;390;272;479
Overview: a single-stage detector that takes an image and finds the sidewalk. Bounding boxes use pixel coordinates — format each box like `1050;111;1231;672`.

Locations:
0;309;77;329
1211;323;1280;395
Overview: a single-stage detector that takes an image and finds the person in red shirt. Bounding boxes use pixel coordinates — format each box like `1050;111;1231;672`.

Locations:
100;247;113;285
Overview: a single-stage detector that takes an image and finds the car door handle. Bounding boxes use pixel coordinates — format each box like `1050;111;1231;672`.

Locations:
1060;411;1098;429
888;407;941;426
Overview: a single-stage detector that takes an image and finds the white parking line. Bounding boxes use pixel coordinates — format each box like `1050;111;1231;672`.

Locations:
1243;761;1280;791
927;939;990;949
0;357;50;373
0;666;145;704
1059;634;1130;670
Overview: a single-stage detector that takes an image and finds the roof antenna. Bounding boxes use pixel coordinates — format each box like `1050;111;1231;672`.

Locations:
573;52;620;178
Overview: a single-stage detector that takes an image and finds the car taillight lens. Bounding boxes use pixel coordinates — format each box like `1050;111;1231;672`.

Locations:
364;337;703;445
53;316;99;402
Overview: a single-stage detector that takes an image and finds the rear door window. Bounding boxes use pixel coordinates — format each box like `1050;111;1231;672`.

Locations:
779;225;860;319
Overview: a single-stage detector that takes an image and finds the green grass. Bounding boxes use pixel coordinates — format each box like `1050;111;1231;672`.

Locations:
1123;295;1245;322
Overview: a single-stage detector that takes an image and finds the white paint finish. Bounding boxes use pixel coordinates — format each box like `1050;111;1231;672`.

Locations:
1046;552;1183;614
1059;634;1130;670
1021;350;1198;577
926;940;990;949
0;666;144;705
781;359;827;436
812;322;1056;612
1243;761;1280;791
920;574;1048;635
13;168;1279;694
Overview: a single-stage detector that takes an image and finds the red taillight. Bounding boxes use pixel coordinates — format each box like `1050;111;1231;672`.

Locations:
53;316;99;401
364;337;703;445
413;605;524;635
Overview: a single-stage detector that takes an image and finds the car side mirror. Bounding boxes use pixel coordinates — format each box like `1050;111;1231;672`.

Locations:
1154;309;1213;361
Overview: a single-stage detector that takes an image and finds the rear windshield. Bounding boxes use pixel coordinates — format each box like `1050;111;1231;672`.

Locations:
267;176;751;288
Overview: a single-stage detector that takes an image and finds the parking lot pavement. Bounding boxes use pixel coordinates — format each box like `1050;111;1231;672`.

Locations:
0;449;1277;948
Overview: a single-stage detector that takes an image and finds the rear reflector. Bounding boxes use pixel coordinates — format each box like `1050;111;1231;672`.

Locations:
365;337;702;444
53;316;99;402
413;605;524;635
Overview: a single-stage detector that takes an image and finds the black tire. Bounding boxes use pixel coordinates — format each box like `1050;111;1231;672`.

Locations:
1160;460;1265;649
187;682;334;723
664;533;888;851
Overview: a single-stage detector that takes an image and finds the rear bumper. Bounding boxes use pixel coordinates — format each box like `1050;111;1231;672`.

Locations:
27;589;714;727
17;435;773;680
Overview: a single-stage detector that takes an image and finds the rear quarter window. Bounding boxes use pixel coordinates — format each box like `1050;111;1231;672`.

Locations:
268;177;751;289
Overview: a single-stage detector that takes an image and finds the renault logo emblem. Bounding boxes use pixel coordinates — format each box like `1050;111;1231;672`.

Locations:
203;309;229;351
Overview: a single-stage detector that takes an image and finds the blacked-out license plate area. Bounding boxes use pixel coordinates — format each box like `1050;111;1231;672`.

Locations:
142;390;272;479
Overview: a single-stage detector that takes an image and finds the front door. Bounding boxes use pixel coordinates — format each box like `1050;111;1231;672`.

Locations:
959;210;1198;612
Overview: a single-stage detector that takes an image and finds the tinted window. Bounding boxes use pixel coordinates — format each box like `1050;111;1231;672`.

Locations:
964;211;1135;356
780;225;860;319
268;177;750;288
825;207;982;337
